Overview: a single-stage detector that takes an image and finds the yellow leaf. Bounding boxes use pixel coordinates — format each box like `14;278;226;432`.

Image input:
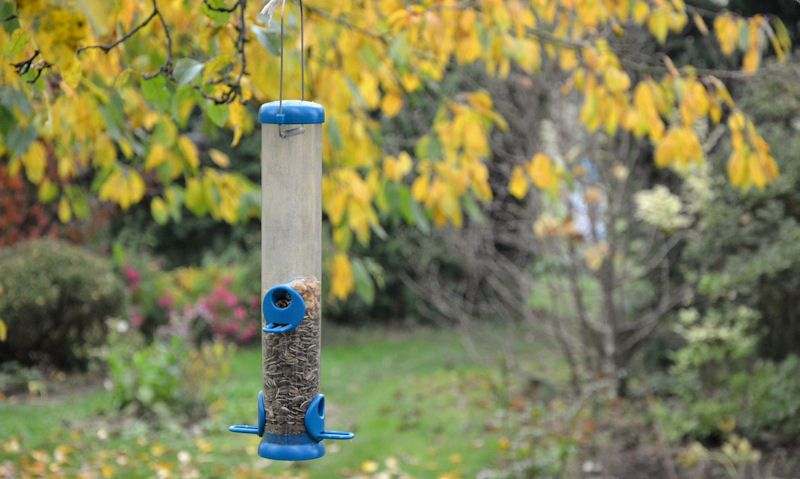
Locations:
100;464;114;479
411;175;430;202
648;8;669;44
632;1;649;25
655;127;703;169
178;135;200;171
38;179;58;203
742;48;760;74
185;177;206;215
330;253;354;300
0;319;7;342
381;90;404;118
559;49;578;71
22;142;47;184
194;438;213;454
121;170;145;210
749;152;766;189
58;197;72;223
145;144;167;171
604;67;631;93
508;166;528;199
361;460;379;473
679;79;710;126
209;149;230;168
228;101;250;147
151;197;169;224
358;72;381;109
584;241;610;271
401;73;421;92
60;57;82;88
93;136;116;170
693;13;709;36
384;152;413;182
714;14;740;56
526;153;559;194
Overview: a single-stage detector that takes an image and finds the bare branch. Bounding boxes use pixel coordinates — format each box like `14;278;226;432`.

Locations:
77;10;158;54
144;0;175;79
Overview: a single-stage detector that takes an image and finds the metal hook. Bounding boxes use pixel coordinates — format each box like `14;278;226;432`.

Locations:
279;124;306;138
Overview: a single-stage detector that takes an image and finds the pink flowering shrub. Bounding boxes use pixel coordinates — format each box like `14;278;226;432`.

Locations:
117;248;260;345
197;277;259;345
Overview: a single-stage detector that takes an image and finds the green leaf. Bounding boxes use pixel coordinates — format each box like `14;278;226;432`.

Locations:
415;134;443;161
151;197;169;224
202;0;234;24
4;29;29;59
141;76;170;110
463;192;485;224
327;116;344;150
173;58;205;86
358;43;382;70
64;186;90;220
411;199;431;234
6;125;36;157
111;242;126;266
37;180;58;203
251;25;281;56
206;101;229;128
0;1;19;31
351;258;376;305
363;258;386;290
137;385;155;404
388;36;411;69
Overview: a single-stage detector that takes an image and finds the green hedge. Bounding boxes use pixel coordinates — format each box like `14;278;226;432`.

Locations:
0;239;125;370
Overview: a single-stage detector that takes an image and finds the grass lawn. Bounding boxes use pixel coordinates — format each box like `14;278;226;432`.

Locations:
0;325;550;478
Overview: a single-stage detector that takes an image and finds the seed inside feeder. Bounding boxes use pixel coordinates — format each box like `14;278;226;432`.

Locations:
263;276;321;436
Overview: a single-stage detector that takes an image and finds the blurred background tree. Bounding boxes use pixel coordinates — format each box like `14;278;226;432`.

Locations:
1;1;800;476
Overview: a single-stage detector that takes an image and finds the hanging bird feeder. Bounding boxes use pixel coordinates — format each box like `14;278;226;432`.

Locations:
228;0;353;461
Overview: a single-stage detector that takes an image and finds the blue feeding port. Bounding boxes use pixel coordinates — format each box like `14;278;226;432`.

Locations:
262;285;306;334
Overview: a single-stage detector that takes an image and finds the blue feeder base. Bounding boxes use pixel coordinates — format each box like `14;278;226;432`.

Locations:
258;434;325;461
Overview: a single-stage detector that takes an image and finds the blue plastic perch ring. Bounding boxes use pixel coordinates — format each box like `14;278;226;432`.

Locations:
305;394;355;442
258;394;353;461
259;100;325;125
262;284;306;334
228;390;266;436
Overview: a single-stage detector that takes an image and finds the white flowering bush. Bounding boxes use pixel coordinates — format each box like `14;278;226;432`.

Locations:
634;185;691;231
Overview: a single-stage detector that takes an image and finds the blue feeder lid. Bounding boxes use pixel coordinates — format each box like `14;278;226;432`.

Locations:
259;100;325;125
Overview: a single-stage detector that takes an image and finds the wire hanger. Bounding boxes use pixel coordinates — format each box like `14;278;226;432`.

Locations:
261;0;306;138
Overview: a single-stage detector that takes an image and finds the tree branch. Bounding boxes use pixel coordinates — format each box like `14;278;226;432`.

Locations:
144;0;175;79
203;0;239;13
195;0;248;104
77;9;158;54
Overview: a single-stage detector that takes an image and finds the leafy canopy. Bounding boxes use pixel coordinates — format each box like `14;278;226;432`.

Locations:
0;0;790;298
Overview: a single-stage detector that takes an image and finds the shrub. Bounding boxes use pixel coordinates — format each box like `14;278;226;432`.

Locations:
680;61;800;361
0;361;45;396
0;239;125;370
105;320;232;421
655;306;800;445
114;246;261;345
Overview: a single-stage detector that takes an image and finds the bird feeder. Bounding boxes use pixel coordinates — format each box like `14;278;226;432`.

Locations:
228;0;353;461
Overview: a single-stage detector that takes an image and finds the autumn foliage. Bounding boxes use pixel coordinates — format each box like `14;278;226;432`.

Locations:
0;0;792;298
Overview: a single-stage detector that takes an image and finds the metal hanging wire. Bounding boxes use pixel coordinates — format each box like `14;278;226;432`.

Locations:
277;0;306;138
